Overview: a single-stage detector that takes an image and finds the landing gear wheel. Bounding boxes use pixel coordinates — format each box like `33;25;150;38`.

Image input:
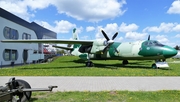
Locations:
151;63;157;69
86;61;94;67
122;60;128;65
13;79;32;102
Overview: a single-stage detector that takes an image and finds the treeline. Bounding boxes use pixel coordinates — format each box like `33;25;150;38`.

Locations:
174;45;180;50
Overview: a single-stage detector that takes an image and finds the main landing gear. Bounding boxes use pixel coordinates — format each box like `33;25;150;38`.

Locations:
85;61;94;67
122;60;128;65
85;54;94;67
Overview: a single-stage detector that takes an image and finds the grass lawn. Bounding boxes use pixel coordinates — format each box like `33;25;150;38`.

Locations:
1;56;180;101
0;56;180;76
31;90;180;102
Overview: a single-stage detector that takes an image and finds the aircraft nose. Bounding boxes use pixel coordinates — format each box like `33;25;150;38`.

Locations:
163;46;177;58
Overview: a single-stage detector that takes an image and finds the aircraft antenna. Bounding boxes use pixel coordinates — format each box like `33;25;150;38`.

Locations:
148;35;150;40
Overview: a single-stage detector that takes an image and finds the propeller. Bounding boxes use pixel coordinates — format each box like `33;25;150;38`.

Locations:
101;29;119;54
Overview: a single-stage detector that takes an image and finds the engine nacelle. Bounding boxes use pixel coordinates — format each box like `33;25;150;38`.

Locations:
89;40;108;54
93;40;108;46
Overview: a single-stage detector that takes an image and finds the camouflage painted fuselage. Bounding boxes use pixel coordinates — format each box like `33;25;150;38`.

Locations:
72;40;177;61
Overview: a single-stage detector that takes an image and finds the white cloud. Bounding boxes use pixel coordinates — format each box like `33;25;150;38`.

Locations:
0;0;52;21
54;20;76;33
116;37;123;42
52;0;127;22
119;22;139;33
86;26;95;32
167;0;180;14
125;32;147;41
103;23;119;35
155;35;169;44
35;20;76;34
0;0;53;21
81;36;89;40
175;34;180;38
95;23;119;39
75;26;83;34
24;0;52;10
95;23;143;41
172;24;180;32
143;22;176;33
0;0;127;22
0;0;33;21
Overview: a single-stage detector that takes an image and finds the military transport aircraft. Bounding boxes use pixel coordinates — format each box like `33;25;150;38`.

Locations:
1;28;177;68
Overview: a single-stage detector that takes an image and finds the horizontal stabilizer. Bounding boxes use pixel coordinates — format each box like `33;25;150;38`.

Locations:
52;45;73;50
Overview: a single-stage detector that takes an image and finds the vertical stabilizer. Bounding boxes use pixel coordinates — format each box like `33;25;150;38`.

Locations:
72;28;79;40
72;28;80;49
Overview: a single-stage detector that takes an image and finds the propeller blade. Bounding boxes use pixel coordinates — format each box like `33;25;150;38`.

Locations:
101;30;110;41
102;45;119;54
113;46;119;53
102;45;109;54
112;32;118;40
148;35;150;40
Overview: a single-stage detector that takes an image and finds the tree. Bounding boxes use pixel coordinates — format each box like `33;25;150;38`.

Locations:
56;49;65;55
174;45;180;50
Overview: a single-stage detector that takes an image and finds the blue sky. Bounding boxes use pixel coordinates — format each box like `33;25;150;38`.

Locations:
1;0;180;47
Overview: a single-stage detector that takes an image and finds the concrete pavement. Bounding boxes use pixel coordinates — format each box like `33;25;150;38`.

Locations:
0;76;180;92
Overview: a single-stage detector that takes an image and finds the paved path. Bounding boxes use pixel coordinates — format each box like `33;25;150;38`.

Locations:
0;76;180;92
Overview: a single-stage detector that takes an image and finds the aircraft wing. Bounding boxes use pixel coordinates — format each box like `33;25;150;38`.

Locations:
1;39;94;45
52;45;73;50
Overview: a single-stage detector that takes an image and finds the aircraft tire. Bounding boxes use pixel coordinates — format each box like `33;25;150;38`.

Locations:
86;61;94;67
15;79;32;102
151;63;157;69
122;60;128;65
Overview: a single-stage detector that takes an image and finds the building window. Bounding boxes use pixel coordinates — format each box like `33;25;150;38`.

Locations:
22;33;31;39
3;49;18;61
4;49;10;61
11;50;18;61
3;27;19;39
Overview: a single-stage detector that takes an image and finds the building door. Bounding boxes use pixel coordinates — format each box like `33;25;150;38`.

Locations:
23;50;28;63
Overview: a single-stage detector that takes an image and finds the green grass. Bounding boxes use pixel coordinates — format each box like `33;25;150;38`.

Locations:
1;56;180;101
1;56;180;76
31;90;180;102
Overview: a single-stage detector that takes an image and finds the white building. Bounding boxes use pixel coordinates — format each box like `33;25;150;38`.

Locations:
0;8;57;67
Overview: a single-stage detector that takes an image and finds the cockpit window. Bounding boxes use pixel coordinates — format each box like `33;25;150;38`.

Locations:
153;41;164;46
144;42;148;45
143;40;164;46
149;42;153;45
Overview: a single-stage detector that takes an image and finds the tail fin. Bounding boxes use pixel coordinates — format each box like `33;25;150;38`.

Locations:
72;28;80;49
73;28;79;40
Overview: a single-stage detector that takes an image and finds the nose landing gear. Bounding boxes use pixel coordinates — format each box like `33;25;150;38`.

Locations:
152;59;169;69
